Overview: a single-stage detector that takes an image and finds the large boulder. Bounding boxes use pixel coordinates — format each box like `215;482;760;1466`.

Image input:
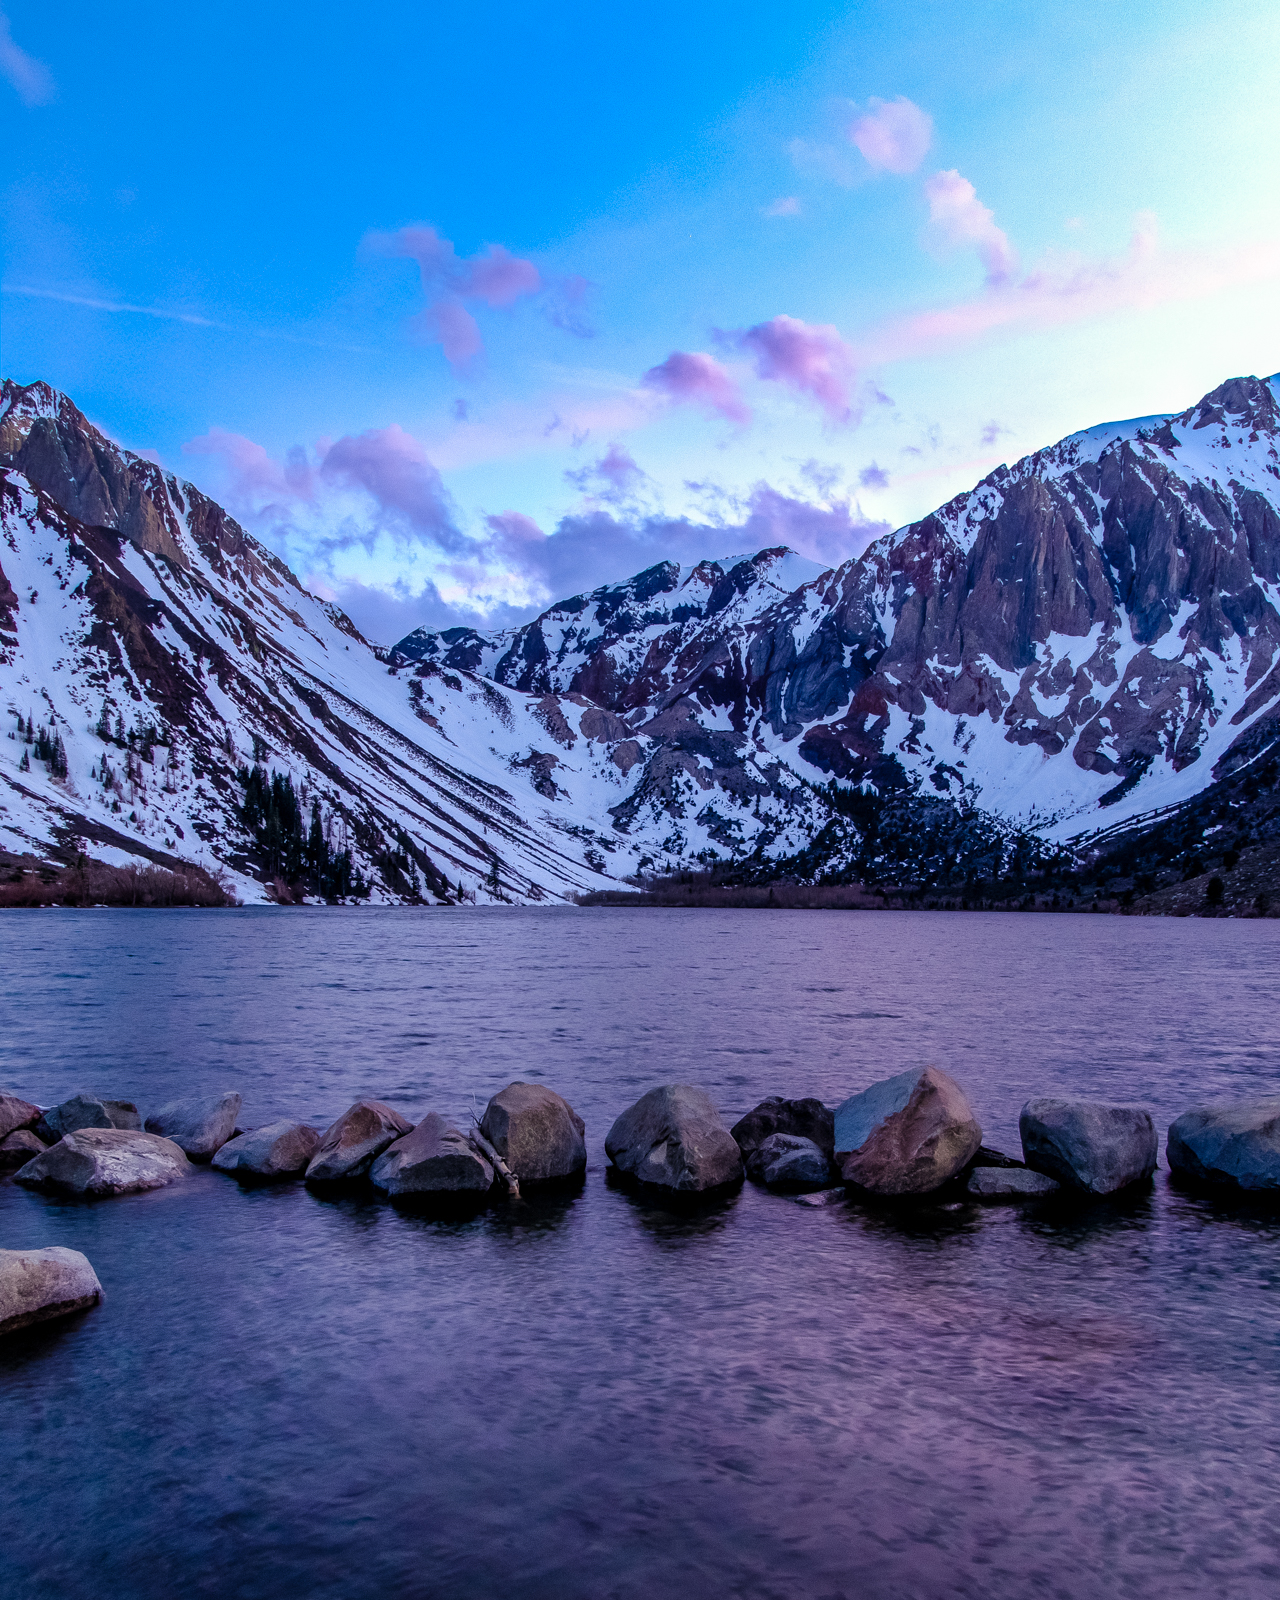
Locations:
746;1133;833;1191
145;1092;242;1160
1020;1099;1157;1195
305;1100;413;1183
966;1167;1061;1202
1166;1101;1280;1192
0;1129;45;1171
370;1113;494;1196
211;1121;321;1181
833;1066;982;1195
605;1086;744;1194
730;1096;834;1160
35;1093;142;1141
14;1128;191;1197
479;1082;586;1184
0;1247;103;1336
0;1091;41;1141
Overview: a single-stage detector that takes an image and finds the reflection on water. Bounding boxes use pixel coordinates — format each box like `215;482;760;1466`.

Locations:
2;907;1279;1600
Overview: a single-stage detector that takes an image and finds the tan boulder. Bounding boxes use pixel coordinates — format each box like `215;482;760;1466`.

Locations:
834;1066;982;1195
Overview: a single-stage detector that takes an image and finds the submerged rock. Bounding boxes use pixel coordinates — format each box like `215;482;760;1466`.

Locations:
0;1247;103;1336
0;1092;41;1141
370;1113;494;1195
834;1066;982;1195
480;1082;586;1184
211;1121;321;1181
1020;1099;1157;1195
0;1129;45;1171
970;1145;1024;1169
14;1128;191;1197
731;1097;835;1160
605;1085;744;1194
966;1167;1061;1202
306;1100;413;1183
1166;1102;1280;1192
746;1133;833;1190
145;1092;241;1160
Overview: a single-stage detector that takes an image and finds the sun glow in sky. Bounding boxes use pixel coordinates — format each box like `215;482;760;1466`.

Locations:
3;0;1279;642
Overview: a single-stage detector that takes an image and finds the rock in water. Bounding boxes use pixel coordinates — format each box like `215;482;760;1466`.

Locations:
479;1082;586;1184
1166;1102;1280;1192
14;1129;191;1197
966;1167;1061;1202
145;1092;242;1160
306;1100;413;1183
605;1086;744;1194
0;1247;104;1336
370;1113;495;1196
833;1066;982;1195
211;1121;321;1181
0;1092;41;1141
36;1093;115;1141
730;1097;835;1160
1019;1099;1157;1195
0;1130;45;1171
746;1133;832;1191
970;1145;1025;1169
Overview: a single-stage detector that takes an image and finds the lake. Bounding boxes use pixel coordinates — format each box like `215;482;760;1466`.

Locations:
2;907;1279;1599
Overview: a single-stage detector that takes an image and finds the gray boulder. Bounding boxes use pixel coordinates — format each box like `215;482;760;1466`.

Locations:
36;1093;141;1141
479;1082;586;1184
834;1066;982;1195
971;1145;1024;1169
0;1091;41;1141
605;1085;744;1194
15;1128;191;1197
211;1120;321;1181
370;1113;494;1196
730;1097;835;1160
0;1129;45;1171
306;1100;413;1183
1166;1101;1280;1192
747;1133;833;1191
1020;1099;1157;1195
145;1092;242;1160
966;1166;1061;1202
0;1247;103;1336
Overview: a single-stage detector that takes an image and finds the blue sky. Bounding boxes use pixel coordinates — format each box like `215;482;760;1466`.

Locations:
4;0;1279;641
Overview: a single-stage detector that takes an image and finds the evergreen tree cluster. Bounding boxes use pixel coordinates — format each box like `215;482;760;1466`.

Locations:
14;712;67;778
238;764;365;900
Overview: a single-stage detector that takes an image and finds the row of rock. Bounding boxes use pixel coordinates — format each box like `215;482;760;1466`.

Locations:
3;1073;1278;1213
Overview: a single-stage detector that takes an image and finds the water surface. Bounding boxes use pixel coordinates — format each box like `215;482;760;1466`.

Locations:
2;908;1278;1599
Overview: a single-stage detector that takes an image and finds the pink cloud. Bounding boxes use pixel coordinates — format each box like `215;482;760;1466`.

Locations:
184;427;315;501
923;170;1017;286
486;510;547;548
849;97;933;176
740;483;889;565
642;350;751;425
319;425;462;547
423;299;483;367
860;211;1280;365
565;442;648;501
733;314;858;424
373;225;545;370
764;196;802;218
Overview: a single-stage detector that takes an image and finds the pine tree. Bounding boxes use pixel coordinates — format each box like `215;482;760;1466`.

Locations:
18;749;29;772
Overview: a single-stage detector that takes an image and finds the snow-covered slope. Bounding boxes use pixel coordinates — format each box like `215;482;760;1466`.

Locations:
5;371;1279;902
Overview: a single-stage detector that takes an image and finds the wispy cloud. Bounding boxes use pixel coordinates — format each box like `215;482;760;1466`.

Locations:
2;283;376;353
731;315;858;424
923;170;1017;286
849;96;933;175
860;212;1280;365
0;9;53;106
764;196;802;218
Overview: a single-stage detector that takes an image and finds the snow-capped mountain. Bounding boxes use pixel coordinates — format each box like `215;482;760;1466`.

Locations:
4;371;1279;903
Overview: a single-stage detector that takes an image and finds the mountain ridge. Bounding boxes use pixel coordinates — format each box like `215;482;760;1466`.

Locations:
4;371;1280;903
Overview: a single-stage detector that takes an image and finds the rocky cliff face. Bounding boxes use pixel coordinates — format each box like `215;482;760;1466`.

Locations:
401;372;1280;852
5;372;1279;902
